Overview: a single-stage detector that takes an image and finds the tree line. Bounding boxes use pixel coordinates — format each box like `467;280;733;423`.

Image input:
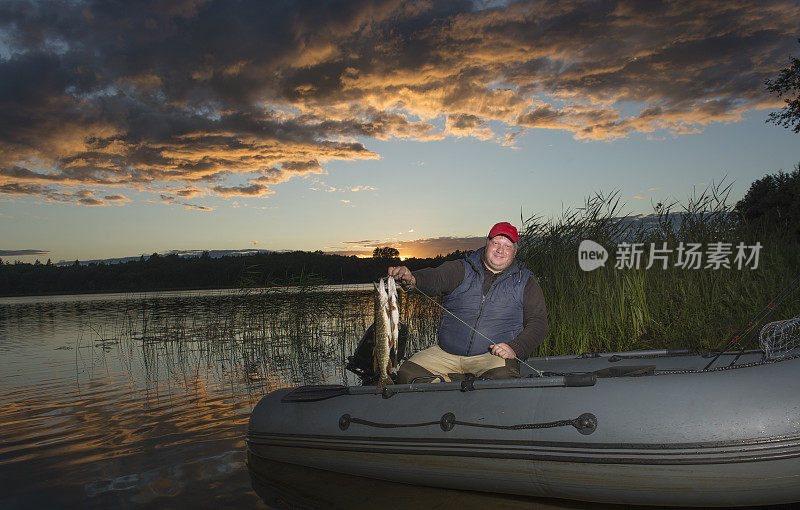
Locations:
2;38;799;299
1;160;797;298
0;249;471;297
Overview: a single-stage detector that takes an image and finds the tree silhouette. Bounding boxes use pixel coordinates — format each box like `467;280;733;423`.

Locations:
0;248;477;297
736;163;800;239
372;246;400;259
766;39;800;133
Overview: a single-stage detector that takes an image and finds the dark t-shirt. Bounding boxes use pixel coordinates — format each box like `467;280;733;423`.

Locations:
412;258;548;358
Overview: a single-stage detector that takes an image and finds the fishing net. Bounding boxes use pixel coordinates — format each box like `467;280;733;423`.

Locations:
759;316;800;359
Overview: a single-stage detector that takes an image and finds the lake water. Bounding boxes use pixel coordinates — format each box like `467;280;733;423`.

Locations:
0;287;380;508
1;289;793;509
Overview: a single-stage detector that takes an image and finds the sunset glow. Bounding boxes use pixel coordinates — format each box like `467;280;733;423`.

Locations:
0;1;798;262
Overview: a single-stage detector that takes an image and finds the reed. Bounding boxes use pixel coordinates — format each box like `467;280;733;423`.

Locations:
519;185;800;356
88;285;441;393
84;183;799;391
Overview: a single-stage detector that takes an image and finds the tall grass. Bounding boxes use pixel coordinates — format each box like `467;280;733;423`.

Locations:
85;183;800;392
89;285;442;392
519;185;800;355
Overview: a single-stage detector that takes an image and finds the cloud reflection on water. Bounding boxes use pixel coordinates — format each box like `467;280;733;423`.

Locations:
0;289;440;508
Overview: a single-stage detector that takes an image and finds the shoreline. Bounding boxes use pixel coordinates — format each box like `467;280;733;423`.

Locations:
0;283;375;304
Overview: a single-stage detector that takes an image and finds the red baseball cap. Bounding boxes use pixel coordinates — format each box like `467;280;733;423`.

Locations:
488;222;518;243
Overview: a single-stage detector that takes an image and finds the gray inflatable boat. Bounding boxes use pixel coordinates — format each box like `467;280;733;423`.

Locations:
247;347;800;507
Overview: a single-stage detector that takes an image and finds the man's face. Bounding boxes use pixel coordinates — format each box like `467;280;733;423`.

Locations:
484;235;517;273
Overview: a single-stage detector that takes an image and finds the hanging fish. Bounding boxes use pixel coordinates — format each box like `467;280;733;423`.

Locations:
373;277;395;392
387;276;400;368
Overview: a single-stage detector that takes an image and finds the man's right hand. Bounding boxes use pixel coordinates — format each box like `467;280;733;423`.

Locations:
388;266;415;288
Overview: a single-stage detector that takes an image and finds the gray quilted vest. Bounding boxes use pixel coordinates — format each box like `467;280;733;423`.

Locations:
437;247;531;357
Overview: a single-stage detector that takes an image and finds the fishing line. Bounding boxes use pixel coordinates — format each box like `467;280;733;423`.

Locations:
393;276;544;377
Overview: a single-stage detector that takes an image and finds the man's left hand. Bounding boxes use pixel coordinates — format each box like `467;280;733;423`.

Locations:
490;343;516;359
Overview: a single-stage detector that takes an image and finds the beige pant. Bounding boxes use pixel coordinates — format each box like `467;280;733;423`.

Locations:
403;345;507;382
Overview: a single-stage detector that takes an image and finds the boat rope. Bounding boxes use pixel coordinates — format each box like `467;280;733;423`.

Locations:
338;412;597;435
703;274;800;370
660;351;800;375
400;278;544;377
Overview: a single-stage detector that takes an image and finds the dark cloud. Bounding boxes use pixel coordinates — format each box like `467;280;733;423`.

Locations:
79;197;105;206
0;0;797;205
154;193;213;211
447;114;486;130
174;188;202;198
515;106;564;127
340;239;381;245
0;182;51;195
0;249;50;256
446;113;493;139
211;183;271;197
281;161;322;172
0;181;116;205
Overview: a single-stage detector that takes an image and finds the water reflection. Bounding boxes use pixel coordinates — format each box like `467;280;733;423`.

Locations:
0;288;439;508
247;456;800;510
248;455;609;510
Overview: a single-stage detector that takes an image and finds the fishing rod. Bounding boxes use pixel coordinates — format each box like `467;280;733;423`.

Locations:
392;276;544;377
703;274;800;371
725;274;800;367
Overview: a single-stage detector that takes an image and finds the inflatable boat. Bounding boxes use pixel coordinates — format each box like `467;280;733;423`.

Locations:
247;343;800;507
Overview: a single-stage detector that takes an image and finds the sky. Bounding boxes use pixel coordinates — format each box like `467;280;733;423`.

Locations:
0;0;799;263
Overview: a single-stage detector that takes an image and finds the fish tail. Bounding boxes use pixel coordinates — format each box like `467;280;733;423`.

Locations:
375;375;393;393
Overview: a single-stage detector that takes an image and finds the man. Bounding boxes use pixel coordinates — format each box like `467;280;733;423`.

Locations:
388;221;548;383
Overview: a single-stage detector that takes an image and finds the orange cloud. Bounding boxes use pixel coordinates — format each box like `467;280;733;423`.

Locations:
329;236;487;258
0;0;797;207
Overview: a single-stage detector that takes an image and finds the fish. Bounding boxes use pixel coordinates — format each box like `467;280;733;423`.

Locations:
386;276;400;368
373;277;395;393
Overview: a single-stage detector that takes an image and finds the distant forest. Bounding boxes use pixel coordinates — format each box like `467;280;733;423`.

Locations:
0;250;471;297
3;162;798;298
